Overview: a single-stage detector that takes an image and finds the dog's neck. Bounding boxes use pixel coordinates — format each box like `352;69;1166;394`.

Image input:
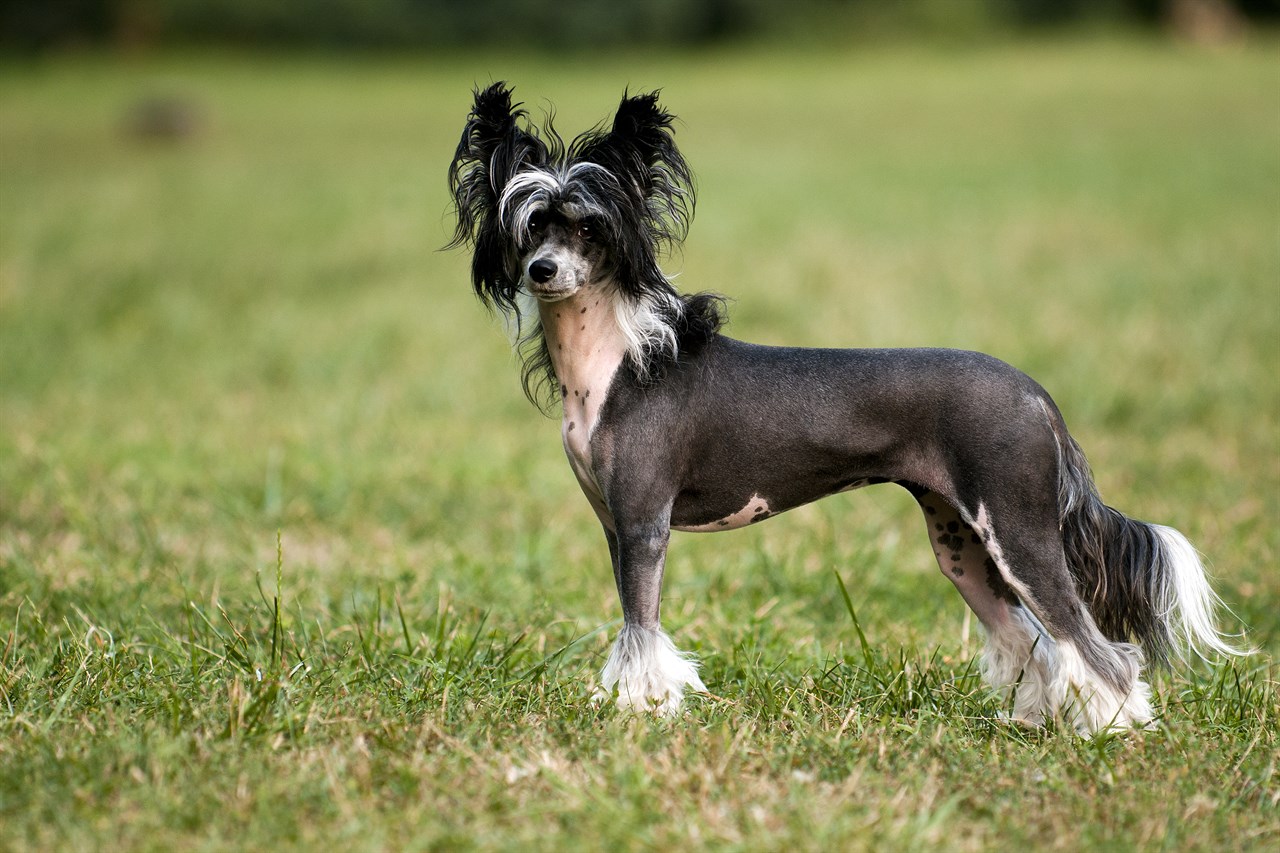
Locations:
538;286;627;499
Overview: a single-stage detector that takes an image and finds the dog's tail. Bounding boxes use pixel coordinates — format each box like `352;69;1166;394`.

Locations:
1053;419;1247;667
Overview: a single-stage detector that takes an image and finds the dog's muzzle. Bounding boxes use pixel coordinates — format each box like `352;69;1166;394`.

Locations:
527;257;576;300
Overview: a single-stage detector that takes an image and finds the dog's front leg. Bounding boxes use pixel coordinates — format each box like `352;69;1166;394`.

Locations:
596;516;706;716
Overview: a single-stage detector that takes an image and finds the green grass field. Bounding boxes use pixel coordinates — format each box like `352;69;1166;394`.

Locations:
2;38;1278;851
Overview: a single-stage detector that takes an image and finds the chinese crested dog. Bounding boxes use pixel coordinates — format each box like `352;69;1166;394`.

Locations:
446;83;1244;733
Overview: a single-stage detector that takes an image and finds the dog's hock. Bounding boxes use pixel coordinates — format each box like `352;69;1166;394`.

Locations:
596;624;706;717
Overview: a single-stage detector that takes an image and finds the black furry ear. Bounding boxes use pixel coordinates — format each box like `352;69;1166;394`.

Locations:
575;90;694;246
447;82;540;249
447;82;549;310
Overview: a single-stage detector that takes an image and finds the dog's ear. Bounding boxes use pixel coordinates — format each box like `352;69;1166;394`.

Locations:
448;83;549;312
577;90;694;243
447;82;546;250
606;92;684;179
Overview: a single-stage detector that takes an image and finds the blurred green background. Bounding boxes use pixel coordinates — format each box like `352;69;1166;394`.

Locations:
4;0;1279;50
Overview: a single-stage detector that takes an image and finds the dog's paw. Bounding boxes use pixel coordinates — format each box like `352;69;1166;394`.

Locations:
597;624;706;717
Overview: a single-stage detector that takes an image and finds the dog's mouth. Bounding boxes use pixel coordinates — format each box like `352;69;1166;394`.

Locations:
527;283;577;302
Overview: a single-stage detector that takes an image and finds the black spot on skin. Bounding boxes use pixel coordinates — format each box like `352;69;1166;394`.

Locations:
951;553;962;562
982;530;992;543
561;384;568;397
580;307;587;314
984;557;1020;605
580;325;586;331
924;505;937;515
717;520;729;526
951;567;964;577
971;534;982;544
583;390;590;399
567;422;576;432
935;523;944;532
573;389;579;397
946;521;960;534
750;512;770;523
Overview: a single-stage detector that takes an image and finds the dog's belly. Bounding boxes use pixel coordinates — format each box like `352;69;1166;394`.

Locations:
671;492;774;532
670;478;880;533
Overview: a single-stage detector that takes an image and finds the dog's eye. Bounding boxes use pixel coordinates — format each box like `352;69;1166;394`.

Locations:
528;213;546;233
577;221;595;242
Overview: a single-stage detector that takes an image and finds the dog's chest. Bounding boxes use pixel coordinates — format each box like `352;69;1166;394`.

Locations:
560;380;607;492
540;297;627;504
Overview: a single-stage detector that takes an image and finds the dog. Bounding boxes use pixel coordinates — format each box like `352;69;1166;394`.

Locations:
446;83;1244;733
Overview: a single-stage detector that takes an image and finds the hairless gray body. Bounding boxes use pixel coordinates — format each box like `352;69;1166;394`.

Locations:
595;344;1040;604
584;335;1139;711
448;83;1244;731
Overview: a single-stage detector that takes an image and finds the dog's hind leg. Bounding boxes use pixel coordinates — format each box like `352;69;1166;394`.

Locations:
966;497;1153;733
916;491;1057;727
595;514;705;716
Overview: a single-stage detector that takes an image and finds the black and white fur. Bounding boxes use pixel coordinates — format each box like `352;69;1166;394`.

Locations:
447;84;1245;733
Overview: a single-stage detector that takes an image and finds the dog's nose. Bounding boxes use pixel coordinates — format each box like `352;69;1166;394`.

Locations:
529;258;558;284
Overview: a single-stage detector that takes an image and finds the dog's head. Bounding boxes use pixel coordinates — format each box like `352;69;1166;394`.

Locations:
447;83;694;310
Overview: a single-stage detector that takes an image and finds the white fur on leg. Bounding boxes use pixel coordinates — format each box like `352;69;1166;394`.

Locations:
597;623;706;717
1050;640;1153;734
981;608;1153;734
982;605;1059;727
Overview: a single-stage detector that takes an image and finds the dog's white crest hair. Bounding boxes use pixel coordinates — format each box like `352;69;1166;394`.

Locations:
498;164;615;247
